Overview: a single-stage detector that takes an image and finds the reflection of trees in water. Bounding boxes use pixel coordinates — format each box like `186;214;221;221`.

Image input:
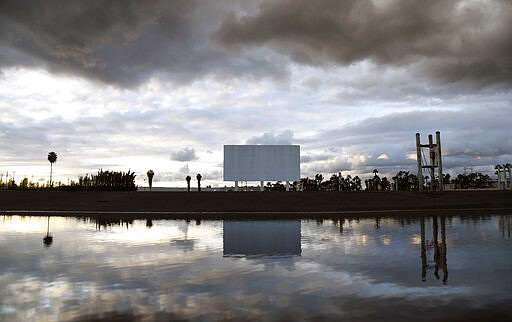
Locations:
420;216;448;284
170;220;195;252
325;218;354;234
499;216;511;239
323;217;362;229
338;218;345;234
459;215;493;226
43;216;53;247
95;218;134;230
79;217;135;230
397;217;420;227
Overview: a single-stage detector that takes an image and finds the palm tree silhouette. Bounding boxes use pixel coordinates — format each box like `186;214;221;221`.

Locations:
196;173;202;192
147;170;154;192
186;175;191;192
47;152;57;187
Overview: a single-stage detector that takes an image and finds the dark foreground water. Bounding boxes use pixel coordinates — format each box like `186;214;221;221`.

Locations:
1;215;511;322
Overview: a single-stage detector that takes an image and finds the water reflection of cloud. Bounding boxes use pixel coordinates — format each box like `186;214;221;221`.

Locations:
1;216;511;321
0;216;49;233
169;239;196;252
0;216;224;249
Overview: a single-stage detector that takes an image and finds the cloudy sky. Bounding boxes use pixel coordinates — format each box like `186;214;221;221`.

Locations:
1;0;511;187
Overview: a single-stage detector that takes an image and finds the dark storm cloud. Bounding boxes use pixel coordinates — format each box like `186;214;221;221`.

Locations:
0;0;286;87
3;0;510;88
214;0;512;87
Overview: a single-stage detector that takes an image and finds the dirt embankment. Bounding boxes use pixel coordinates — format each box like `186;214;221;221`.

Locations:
1;190;511;219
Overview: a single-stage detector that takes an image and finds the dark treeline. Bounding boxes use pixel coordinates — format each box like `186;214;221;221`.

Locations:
265;170;496;192
69;169;137;191
0;169;500;192
453;172;492;189
0;169;137;191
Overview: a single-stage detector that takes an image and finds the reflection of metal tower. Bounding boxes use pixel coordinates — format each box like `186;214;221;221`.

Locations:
499;215;511;239
420;216;448;283
416;131;443;191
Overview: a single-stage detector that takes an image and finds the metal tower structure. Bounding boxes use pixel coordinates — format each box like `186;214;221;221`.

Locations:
416;131;443;191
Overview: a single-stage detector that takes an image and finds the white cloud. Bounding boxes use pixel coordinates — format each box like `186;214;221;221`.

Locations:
245;130;294;145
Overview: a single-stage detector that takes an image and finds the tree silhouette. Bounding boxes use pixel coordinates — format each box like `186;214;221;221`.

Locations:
314;174;324;190
147;170;154;192
393;171;419;191
380;177;391;191
454;172;491;189
186;175;191;192
365;169;381;191
75;169;136;191
47;151;57;187
196;173;202;192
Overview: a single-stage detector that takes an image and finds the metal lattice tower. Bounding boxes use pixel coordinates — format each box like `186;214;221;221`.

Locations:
416;131;443;192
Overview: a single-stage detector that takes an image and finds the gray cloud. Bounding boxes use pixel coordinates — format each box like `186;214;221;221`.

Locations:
171;148;197;162
1;1;511;186
245;130;294;145
0;0;287;87
214;0;512;87
300;106;512;178
300;153;332;163
2;0;510;89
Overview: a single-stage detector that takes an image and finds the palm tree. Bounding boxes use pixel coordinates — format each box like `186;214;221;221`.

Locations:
147;170;154;192
196;173;202;192
47;151;57;187
186;175;191;192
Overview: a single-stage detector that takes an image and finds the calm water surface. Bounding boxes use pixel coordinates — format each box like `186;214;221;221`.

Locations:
1;215;511;321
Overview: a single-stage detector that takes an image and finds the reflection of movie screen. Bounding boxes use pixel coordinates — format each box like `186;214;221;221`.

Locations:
223;220;301;257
